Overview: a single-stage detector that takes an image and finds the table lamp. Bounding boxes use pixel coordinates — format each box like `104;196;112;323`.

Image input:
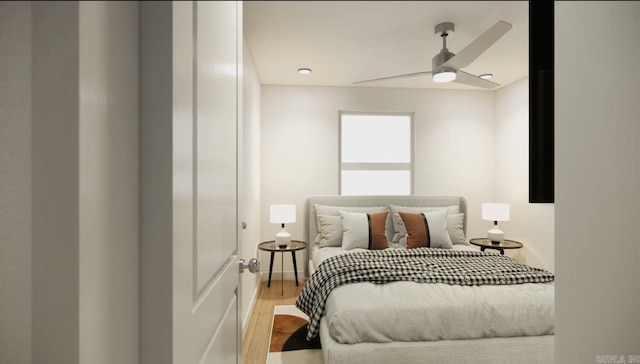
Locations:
270;204;296;248
482;203;510;243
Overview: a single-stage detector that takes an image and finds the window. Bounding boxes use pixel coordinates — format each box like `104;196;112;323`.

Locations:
340;112;413;195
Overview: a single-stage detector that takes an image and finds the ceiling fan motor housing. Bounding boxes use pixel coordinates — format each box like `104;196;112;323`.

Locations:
433;22;456;72
433;49;455;71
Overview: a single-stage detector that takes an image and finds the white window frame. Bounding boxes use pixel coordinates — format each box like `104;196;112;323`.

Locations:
339;111;414;195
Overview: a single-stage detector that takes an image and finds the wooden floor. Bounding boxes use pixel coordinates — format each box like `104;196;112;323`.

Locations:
242;279;307;364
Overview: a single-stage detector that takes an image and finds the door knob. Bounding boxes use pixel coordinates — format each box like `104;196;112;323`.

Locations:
239;258;260;273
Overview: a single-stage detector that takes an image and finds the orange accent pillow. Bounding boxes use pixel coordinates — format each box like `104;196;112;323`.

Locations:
368;211;389;250
398;211;430;249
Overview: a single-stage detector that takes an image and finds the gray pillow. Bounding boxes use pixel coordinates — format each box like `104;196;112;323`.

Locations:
316;214;343;247
446;213;467;245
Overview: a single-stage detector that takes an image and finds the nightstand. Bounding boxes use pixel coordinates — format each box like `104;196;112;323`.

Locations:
258;240;306;295
469;238;523;255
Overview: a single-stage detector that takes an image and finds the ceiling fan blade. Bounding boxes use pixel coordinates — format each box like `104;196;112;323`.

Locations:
353;71;432;84
453;70;500;89
442;20;512;70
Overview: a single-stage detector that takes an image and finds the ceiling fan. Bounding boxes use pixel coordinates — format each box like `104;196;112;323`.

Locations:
353;20;512;89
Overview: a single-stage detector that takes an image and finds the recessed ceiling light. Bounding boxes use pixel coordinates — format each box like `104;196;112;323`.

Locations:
297;68;312;75
479;73;493;80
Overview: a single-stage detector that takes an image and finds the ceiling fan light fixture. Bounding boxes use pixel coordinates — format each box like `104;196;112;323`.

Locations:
433;70;456;83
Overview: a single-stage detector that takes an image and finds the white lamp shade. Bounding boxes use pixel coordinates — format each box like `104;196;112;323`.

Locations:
270;204;296;224
482;203;510;221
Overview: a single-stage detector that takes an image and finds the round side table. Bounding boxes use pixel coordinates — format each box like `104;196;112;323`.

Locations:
469;238;523;255
258;240;306;295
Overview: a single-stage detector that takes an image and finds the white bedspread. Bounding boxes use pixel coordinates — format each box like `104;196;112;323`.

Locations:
312;245;554;345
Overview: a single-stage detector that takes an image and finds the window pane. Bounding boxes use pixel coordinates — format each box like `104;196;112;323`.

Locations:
341;170;411;196
341;114;411;163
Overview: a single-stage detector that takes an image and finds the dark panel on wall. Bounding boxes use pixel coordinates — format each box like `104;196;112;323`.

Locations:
529;2;554;203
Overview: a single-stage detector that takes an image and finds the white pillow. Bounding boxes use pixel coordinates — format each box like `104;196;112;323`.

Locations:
447;213;467;245
314;204;387;232
315;204;387;216
316;214;343;247
339;210;390;250
389;204;461;245
423;210;453;249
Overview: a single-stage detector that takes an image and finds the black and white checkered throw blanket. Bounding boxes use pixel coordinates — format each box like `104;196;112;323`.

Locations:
295;248;555;341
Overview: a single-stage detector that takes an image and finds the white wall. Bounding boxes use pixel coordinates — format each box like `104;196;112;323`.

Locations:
495;77;554;271
32;2;139;363
78;3;139;362
261;85;497;275
555;2;640;361
32;3;82;361
241;39;262;330
0;2;31;363
139;3;174;362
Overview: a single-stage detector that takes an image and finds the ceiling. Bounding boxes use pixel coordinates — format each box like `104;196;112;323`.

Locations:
243;1;529;91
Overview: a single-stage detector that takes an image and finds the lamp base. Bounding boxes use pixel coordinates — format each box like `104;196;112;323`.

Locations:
275;230;291;248
488;227;504;244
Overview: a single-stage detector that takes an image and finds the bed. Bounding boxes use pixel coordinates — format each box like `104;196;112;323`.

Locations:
296;195;554;364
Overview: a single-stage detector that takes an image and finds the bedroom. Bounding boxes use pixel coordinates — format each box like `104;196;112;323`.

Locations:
241;1;553;361
240;1;640;363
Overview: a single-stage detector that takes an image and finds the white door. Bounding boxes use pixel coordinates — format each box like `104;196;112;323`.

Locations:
177;2;246;363
140;2;250;363
191;1;242;362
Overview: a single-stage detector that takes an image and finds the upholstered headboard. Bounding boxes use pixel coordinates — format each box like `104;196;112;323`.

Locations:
303;195;467;277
